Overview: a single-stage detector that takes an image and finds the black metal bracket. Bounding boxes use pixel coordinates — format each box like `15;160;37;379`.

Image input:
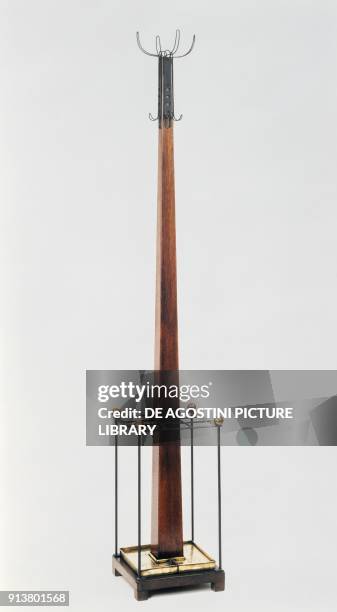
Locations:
136;29;195;127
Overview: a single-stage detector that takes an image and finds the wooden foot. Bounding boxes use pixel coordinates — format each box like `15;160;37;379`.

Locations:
135;588;149;601
211;573;225;592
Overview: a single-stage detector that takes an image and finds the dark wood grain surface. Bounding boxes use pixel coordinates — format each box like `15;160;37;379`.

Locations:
151;126;184;559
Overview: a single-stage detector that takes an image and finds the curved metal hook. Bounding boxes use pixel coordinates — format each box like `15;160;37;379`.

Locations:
136;31;158;57
137;31;195;59
171;29;181;55
149;113;158;121
155;35;162;55
174;34;196;58
173;113;183;121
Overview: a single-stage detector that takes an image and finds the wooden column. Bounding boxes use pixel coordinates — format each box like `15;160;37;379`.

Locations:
151;126;184;560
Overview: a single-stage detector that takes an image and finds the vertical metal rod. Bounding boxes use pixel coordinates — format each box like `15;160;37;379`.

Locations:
217;425;222;569
137;436;141;576
114;435;118;556
191;418;194;541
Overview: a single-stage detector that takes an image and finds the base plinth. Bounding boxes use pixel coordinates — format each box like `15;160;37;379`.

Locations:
112;543;225;601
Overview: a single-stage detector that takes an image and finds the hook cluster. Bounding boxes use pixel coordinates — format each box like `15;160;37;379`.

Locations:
136;29;195;126
136;29;195;59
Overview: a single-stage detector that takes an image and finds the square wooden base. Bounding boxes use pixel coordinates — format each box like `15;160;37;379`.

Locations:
112;553;225;601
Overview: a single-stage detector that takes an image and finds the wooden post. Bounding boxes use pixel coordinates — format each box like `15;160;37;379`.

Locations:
151;125;184;560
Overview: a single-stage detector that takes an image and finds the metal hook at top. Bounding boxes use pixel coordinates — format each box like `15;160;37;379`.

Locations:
136;31;158;57
136;29;195;58
174;34;196;58
170;29;181;55
155;35;162;55
137;30;195;126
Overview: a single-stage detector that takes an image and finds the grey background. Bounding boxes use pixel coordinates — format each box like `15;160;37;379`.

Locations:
1;0;337;611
